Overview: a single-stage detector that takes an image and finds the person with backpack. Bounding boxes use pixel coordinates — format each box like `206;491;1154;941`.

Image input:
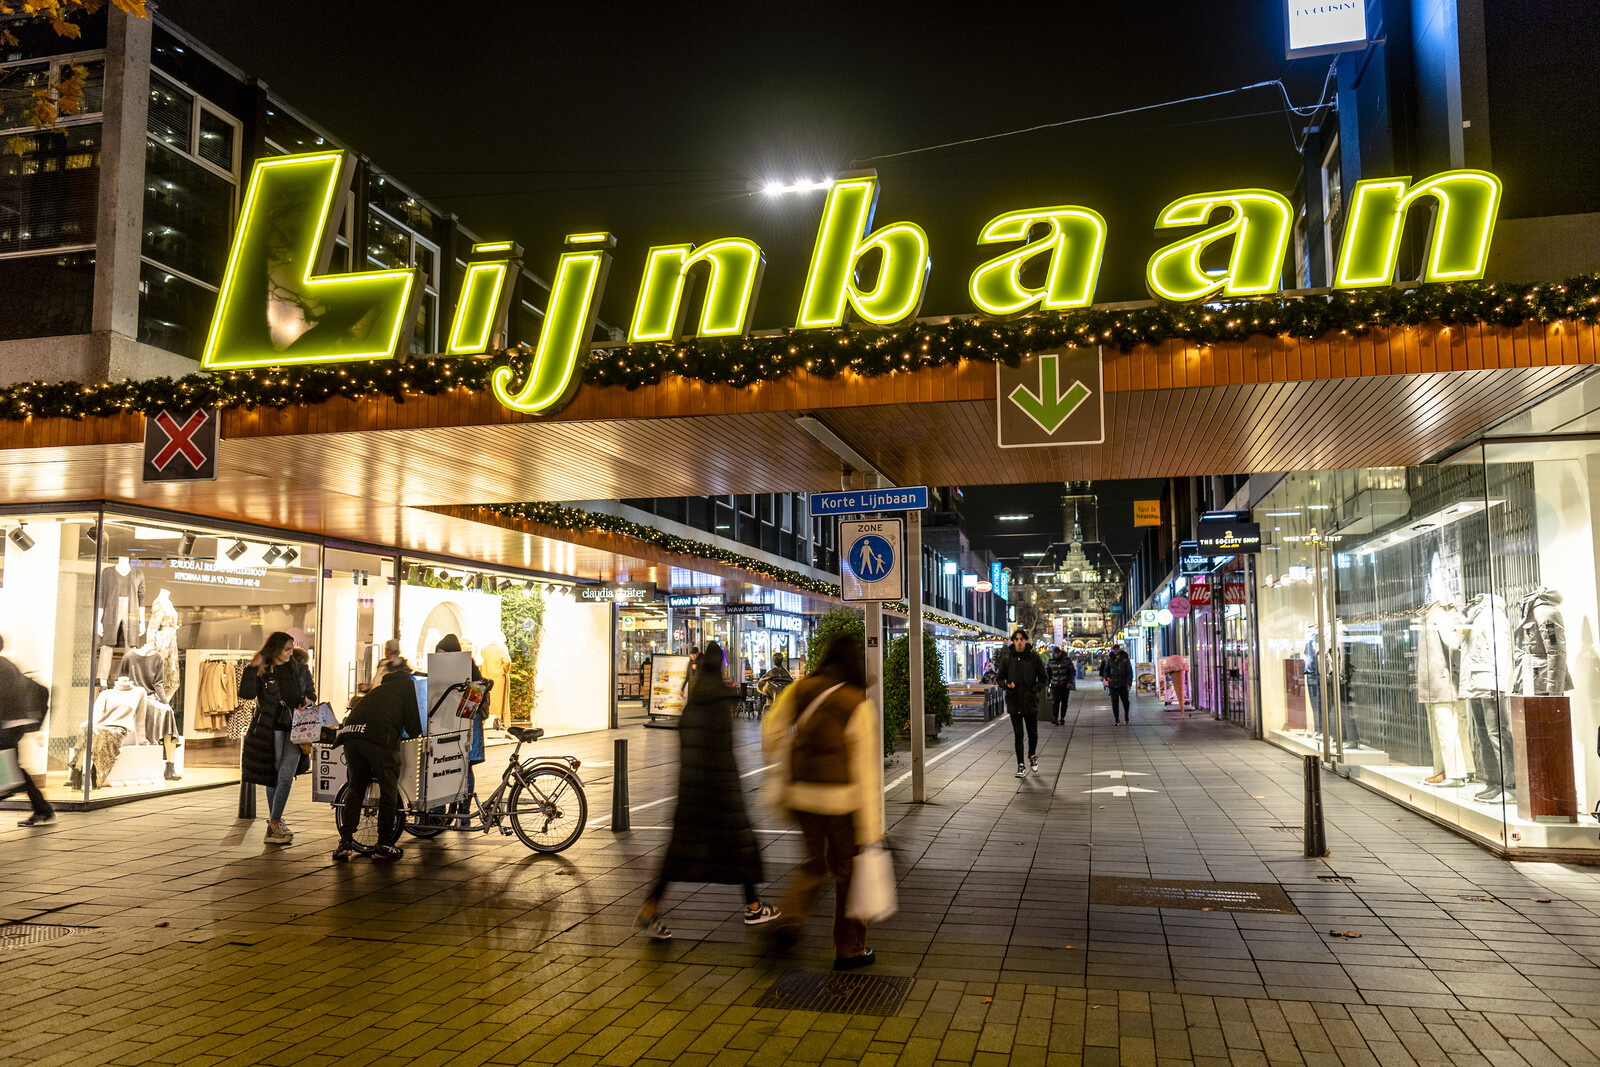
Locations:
995;629;1049;777
1048;646;1077;726
762;633;884;971
0;637;53;826
332;653;422;862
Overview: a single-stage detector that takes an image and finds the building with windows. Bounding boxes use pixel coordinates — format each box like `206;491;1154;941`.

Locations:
0;7;597;385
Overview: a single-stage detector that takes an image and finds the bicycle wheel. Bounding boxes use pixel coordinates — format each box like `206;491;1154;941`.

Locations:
507;766;587;853
404;806;449;839
333;783;406;848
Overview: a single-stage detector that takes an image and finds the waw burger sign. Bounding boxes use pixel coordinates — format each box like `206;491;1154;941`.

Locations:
202;152;1501;417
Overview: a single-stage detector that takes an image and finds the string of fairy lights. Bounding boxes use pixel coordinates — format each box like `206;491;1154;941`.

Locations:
1;276;1598;421
477;502;996;636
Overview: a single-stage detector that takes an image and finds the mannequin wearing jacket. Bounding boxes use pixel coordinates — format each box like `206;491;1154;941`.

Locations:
1459;594;1515;803
1303;627;1324;736
1513;587;1572;696
1417;599;1469;786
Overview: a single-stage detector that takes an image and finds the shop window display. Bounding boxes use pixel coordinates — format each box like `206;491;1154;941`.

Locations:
399;564;608;737
1255;385;1600;853
0;512;319;805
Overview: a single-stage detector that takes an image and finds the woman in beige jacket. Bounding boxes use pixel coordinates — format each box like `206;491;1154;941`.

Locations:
761;633;884;970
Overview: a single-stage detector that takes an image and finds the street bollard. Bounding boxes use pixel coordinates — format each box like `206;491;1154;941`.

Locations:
238;781;255;819
611;737;630;832
1303;754;1328;857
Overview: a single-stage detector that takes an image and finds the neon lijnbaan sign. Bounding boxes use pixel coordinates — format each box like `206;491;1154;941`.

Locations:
201;152;1502;416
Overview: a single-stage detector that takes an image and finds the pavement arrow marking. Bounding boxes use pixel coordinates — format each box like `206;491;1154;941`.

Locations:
1082;785;1159;797
1008;354;1091;434
1086;770;1149;779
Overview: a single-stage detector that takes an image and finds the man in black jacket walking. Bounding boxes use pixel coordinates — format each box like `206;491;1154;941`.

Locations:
1105;645;1134;725
995;630;1049;777
333;661;422;862
1047;647;1076;725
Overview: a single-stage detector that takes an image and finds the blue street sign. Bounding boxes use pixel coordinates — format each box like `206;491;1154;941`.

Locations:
847;534;896;581
809;485;929;517
990;560;1002;587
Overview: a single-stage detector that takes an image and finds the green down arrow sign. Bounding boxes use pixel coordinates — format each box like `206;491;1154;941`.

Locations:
1008;354;1092;434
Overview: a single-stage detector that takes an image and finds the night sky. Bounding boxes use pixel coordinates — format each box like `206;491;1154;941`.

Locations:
155;2;1328;324
154;2;1321;556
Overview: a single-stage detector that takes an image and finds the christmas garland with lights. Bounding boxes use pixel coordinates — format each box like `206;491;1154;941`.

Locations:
475;501;998;636
0;276;1597;422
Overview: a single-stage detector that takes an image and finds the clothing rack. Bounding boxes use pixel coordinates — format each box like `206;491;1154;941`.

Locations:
181;649;255;740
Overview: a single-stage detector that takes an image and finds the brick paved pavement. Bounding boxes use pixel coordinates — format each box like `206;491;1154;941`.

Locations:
5;692;1600;1065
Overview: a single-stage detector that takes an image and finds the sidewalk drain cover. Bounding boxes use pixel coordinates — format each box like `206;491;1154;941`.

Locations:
1090;876;1299;915
762;969;912;1016
1318;875;1356;883
0;923;84;949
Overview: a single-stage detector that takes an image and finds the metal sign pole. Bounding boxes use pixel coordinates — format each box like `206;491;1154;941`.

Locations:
909;509;925;803
1312;535;1332;768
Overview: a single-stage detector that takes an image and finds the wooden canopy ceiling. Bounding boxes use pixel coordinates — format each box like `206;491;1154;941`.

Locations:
0;320;1591;581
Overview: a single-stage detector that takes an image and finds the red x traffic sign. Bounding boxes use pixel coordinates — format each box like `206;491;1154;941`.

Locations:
142;408;219;482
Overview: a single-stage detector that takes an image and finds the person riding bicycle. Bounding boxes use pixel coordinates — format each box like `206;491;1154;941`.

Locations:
332;655;421;862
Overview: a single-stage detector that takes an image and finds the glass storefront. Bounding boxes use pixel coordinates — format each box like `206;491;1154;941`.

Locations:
0;509;319;807
1255;378;1600;853
0;507;618;809
399;561;610;737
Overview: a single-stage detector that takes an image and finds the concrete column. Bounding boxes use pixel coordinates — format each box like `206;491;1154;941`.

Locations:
92;5;152;344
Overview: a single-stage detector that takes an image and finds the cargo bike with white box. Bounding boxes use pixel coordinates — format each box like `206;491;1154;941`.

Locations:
311;652;587;853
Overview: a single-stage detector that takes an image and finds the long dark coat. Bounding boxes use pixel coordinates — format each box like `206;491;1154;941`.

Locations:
238;661;307;786
659;673;764;886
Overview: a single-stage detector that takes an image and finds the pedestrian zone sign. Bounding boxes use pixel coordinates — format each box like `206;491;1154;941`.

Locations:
841;518;905;602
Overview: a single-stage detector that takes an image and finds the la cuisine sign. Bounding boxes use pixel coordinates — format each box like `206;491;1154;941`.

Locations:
202;151;1502;416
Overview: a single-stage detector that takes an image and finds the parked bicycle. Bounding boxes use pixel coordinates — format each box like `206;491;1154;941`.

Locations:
334;682;587;853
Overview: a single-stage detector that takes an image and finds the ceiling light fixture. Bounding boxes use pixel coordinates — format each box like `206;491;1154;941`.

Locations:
7;525;34;552
179;531;197;557
261;544;283;565
281;548;299;566
227;540;248;561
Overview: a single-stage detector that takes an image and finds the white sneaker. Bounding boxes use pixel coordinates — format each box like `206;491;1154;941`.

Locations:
1029;757;1039;774
264;822;293;845
743;903;782;926
1015;764;1027;778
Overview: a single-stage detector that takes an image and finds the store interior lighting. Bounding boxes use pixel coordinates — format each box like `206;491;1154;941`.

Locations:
280;548;299;566
261;544;283;565
85;524;98;544
179;531;197;557
226;540;248;561
8;524;34;552
1349;498;1504;556
523;579;535;591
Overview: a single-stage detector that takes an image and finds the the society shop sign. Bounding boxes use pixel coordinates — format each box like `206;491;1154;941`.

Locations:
578;581;656;604
203;149;1502;417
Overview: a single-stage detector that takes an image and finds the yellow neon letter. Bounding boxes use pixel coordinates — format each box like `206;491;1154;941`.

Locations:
1145;189;1292;302
968;206;1107;316
203;151;418;369
627;238;767;343
796;173;931;328
491;234;612;415
446;241;523;355
1333;169;1502;287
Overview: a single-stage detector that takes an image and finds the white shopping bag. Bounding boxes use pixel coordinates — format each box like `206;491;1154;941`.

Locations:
0;748;25;795
845;843;898;923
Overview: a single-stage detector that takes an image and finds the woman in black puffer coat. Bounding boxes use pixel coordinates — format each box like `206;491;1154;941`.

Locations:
238;631;310;846
634;642;778;940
